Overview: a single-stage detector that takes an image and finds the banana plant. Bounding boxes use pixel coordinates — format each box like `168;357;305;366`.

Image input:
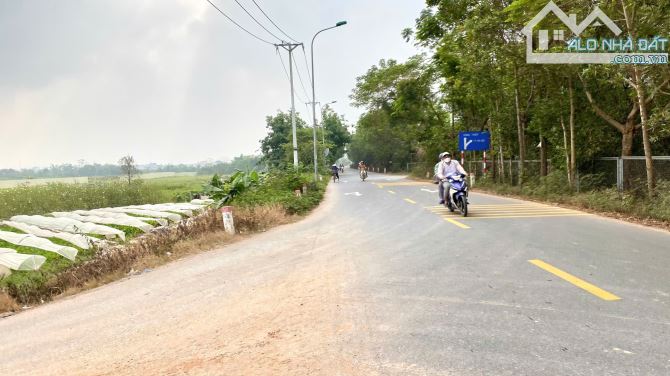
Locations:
202;170;262;207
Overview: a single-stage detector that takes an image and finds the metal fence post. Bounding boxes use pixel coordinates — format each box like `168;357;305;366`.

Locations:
616;157;623;192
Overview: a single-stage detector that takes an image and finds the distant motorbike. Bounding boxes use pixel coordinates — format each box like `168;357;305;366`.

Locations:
359;169;368;182
443;174;468;217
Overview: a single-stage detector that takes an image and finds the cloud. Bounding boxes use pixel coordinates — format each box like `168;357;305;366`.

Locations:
0;0;423;169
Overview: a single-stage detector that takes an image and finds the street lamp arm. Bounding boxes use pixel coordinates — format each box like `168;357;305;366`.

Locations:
309;21;347;182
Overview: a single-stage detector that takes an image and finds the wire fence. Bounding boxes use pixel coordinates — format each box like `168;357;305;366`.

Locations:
408;156;670;192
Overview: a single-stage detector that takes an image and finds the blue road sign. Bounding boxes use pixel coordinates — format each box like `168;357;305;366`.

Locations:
459;131;490;151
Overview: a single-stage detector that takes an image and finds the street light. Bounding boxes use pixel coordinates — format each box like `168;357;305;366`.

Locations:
311;21;347;182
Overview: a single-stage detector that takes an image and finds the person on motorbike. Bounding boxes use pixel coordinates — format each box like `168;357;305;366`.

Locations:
436;152;468;206
358;161;368;180
330;164;340;181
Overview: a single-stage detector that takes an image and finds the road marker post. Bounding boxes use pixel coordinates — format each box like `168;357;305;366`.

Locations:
220;206;235;235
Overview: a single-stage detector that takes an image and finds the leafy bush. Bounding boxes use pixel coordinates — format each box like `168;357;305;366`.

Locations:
203;170;262;207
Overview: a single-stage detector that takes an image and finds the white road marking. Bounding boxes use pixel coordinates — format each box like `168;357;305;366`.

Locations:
421;189;438;193
344;192;362;197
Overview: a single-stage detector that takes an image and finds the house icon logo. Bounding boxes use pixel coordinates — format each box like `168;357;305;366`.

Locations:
522;1;666;64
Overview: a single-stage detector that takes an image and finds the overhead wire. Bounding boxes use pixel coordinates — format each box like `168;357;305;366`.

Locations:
204;0;275;45
301;46;313;87
276;48;306;103
250;0;299;43
232;0;284;42
292;55;311;102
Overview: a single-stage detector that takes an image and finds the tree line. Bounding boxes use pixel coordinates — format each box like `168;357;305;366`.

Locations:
0;154;262;180
348;0;670;196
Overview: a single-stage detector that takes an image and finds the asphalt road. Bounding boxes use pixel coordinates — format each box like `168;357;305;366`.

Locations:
1;170;669;375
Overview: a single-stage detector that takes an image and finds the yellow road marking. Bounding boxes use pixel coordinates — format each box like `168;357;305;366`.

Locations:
445;218;470;229
528;259;621;301
388;190;396;194
457;214;590;219
404;198;417;204
378;182;431;187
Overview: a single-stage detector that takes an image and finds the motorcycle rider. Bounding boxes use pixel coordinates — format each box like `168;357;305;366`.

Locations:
330;164;340;181
436;152;468;206
358;161;368;180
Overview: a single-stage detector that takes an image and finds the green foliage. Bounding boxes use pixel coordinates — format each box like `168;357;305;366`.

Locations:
231;168;325;215
350;0;670;185
202;170;262;207
260;110;352;168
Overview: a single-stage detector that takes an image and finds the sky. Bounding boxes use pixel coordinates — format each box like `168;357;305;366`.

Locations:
0;0;426;169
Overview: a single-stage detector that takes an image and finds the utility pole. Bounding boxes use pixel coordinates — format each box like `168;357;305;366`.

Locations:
276;42;302;167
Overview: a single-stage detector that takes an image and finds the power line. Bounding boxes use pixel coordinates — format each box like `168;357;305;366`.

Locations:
292;54;311;101
276;49;306;103
232;0;283;42
301;45;313;87
250;0;299;43
204;0;274;45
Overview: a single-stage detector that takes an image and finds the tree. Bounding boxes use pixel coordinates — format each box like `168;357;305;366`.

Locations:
321;106;352;164
118;155;139;184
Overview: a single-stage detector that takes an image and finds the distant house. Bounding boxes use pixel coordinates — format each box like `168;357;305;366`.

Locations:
522;1;622;52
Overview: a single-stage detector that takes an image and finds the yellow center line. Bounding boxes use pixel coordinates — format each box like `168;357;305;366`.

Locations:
457;213;590;219
444;218;471;229
388;190;396;194
404;198;417;204
528;259;621;301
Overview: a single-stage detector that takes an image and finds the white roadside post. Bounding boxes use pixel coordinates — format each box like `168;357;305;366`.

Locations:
220;206;235;235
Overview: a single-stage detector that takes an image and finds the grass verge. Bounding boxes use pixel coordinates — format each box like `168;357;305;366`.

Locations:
474;172;670;230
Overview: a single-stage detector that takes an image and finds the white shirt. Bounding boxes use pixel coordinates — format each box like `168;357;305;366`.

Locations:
436;159;467;180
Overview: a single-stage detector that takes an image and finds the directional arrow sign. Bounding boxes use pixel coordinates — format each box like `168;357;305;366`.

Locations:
344;192;362;197
459;131;490;151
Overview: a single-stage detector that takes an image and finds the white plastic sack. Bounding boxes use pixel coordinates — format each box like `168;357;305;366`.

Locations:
92;208;181;223
2;221;98;250
0;248;46;271
190;199;214;205
51;212;153;233
123;205;194;217
11;215;125;241
73;210;168;227
0;231;78;261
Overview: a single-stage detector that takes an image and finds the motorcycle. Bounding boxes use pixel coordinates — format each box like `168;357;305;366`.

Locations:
443;174;468;217
359;169;368;182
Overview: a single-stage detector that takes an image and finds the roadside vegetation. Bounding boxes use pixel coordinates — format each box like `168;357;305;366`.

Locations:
348;1;669;223
1;101;346;313
0;167;329;312
476;173;670;224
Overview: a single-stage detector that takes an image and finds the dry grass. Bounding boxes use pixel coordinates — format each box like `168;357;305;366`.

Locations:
234;204;294;233
0;291;19;313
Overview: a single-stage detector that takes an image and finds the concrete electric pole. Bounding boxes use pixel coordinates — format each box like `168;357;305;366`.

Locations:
276;42;302;167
